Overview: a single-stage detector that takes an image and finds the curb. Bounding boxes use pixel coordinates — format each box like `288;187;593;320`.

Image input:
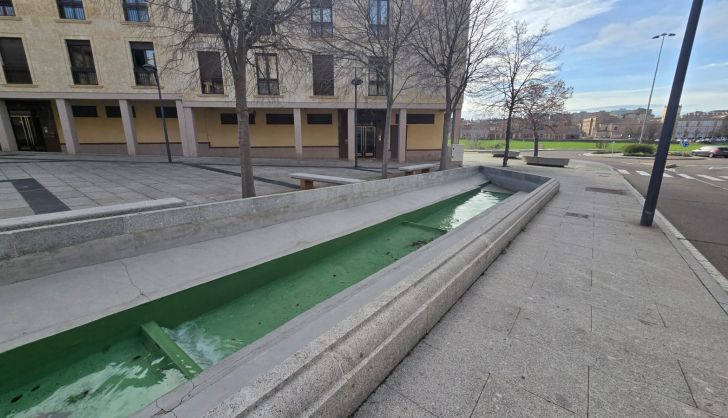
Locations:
613;168;728;315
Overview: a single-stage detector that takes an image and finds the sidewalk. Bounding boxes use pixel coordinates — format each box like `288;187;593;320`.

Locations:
355;158;728;417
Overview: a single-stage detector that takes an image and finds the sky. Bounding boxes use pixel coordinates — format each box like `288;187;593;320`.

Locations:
464;0;728;117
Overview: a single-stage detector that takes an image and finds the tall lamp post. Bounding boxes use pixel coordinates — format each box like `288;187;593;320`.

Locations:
638;32;675;144
641;0;702;226
351;68;363;169
143;63;172;163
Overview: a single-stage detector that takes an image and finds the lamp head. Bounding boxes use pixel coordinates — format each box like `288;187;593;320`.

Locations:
142;63;157;74
351;77;363;86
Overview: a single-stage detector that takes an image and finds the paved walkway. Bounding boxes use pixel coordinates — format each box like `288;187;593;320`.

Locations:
0;153;388;219
355;157;728;417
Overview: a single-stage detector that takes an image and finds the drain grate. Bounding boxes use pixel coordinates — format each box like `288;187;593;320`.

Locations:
565;212;590;219
585;187;627;195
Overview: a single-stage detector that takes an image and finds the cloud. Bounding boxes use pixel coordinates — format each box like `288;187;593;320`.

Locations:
702;61;728;69
576;0;728;53
506;0;619;32
566;84;728;113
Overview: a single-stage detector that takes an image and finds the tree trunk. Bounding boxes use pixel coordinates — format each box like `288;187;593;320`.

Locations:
439;106;451;171
533;124;539;157
382;103;392;178
233;62;256;198
502;106;514;167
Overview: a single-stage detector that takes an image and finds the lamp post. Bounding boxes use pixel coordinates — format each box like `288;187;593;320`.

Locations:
143;63;172;163
351;68;363;168
638;32;675;144
641;0;702;226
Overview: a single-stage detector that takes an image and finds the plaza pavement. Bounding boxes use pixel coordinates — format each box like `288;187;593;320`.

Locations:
0;153;387;219
355;155;728;417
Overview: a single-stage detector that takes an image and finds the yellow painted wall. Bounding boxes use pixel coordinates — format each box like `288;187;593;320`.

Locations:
302;110;338;146
407;112;443;150
193;108;299;148
133;102;181;143
70;101;125;144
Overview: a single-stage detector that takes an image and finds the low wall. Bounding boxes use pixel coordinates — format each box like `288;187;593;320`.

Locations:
138;170;559;417
0;167;483;284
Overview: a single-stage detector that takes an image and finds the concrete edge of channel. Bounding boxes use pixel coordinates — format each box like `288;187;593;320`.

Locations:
613;168;728;315
188;176;559;417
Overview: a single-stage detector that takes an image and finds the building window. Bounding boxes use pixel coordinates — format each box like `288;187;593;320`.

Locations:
57;0;85;20
71;105;98;117
220;113;255;125
192;0;217;33
311;0;332;37
66;40;98;85
252;0;275;35
368;56;386;96
155;106;178;118
105;106;122;118
312;54;334;96
0;37;32;84
123;0;149;22
0;0;15;17
198;51;224;94
369;0;388;37
407;114;435;124
130;42;155;85
307;113;332;124
256;53;279;95
266;113;294;125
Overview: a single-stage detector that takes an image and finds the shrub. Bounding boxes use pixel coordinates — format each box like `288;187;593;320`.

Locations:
623;144;655;156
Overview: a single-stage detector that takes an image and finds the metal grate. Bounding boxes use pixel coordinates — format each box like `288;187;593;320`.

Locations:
585;187;627;195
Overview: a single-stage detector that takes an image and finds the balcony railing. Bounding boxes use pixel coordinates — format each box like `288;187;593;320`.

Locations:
0;3;15;16
71;69;98;85
2;65;32;84
134;69;155;86
201;78;224;94
124;4;149;22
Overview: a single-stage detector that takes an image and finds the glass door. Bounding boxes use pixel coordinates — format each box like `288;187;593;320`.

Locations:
356;126;376;158
10;111;45;151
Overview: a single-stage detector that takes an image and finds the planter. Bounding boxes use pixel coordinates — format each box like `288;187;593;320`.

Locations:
523;156;569;167
492;151;520;159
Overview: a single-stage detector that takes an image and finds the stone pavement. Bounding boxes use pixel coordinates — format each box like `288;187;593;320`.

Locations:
0;153;387;219
355;156;728;417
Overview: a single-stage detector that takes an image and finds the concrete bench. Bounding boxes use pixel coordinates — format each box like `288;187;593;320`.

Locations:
399;163;438;176
289;173;364;189
492;151;520;159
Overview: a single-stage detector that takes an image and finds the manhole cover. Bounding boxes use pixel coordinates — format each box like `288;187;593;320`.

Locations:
585;187;627;195
565;212;589;219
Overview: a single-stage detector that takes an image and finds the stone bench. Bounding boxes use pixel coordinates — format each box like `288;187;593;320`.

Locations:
289;173;365;189
492;151;520;159
399;163;438;176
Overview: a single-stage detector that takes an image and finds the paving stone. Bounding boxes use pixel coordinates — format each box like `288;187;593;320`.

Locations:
353;384;438;418
680;359;728;417
470;374;576;417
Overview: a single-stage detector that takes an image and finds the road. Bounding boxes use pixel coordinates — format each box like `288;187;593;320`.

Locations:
530;150;728;278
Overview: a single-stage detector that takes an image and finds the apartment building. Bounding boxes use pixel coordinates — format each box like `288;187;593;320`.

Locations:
674;110;728;139
0;0;454;161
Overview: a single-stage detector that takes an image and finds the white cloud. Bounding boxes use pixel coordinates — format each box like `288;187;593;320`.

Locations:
701;61;728;69
565;84;728;113
576;0;728;53
506;0;619;32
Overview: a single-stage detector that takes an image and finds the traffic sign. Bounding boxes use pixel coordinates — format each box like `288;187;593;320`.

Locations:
681;139;690;148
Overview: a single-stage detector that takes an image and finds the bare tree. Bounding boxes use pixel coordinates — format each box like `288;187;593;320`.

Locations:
315;0;421;177
520;79;572;157
483;22;561;167
135;0;310;197
412;0;502;170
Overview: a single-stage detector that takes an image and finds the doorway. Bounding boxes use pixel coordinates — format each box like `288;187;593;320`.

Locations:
6;100;61;152
355;125;376;158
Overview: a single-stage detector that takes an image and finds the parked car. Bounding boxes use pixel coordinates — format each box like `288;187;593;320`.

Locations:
691;146;728;157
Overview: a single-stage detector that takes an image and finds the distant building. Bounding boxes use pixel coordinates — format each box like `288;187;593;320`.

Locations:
674;109;727;139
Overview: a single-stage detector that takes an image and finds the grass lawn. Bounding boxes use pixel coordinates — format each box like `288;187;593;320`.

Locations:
459;139;703;153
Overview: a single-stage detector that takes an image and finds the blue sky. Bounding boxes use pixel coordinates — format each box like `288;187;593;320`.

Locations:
466;0;728;116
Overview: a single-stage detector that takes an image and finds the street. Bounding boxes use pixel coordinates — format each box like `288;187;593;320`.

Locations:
526;150;728;278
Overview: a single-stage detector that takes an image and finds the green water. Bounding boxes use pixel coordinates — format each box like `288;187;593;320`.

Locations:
0;189;509;418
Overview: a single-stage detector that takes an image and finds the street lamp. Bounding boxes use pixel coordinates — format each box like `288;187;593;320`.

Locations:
638;32;676;144
351;68;363;169
143;63;173;163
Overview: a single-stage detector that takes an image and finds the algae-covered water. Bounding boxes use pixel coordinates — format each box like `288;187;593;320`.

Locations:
0;188;509;418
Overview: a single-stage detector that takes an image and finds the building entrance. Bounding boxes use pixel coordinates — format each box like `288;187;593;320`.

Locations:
6;101;61;152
